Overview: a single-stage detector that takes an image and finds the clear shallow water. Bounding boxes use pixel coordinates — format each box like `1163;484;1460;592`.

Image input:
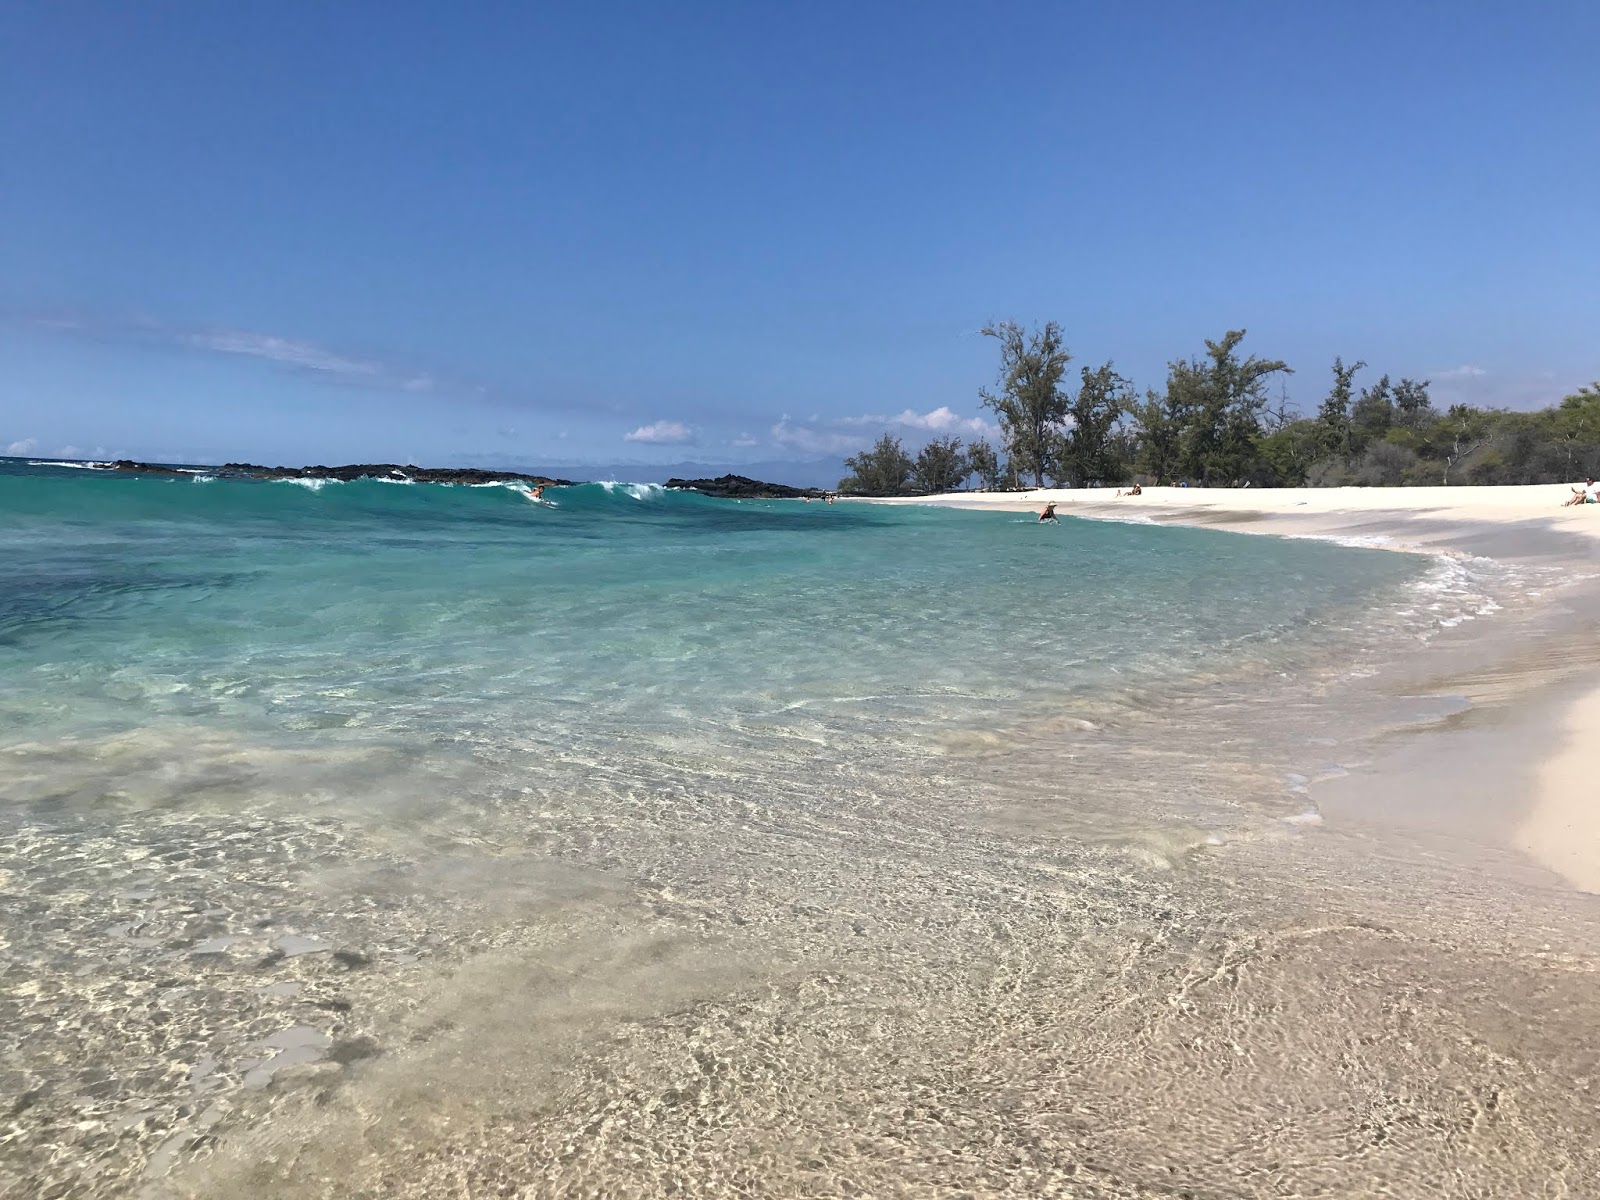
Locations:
11;457;1593;1198
1;459;1449;851
3;458;1428;775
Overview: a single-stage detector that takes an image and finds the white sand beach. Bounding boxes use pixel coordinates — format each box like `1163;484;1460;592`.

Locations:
877;483;1600;893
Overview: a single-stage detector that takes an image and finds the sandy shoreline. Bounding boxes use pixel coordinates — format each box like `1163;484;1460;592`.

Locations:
876;483;1600;894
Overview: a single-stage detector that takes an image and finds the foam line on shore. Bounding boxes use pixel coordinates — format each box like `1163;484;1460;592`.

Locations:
874;483;1600;893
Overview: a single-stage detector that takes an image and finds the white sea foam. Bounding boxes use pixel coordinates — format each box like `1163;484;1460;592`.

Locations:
276;477;336;491
28;459;108;470
597;481;665;501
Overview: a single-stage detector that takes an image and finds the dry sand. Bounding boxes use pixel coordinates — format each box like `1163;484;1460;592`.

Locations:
877;483;1600;893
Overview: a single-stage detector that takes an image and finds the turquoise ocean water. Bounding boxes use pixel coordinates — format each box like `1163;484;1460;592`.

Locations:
3;456;1499;1193
3;457;1429;782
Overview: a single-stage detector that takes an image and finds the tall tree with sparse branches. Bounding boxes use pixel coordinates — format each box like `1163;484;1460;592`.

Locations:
1054;362;1133;487
965;440;1002;490
978;321;1071;488
1318;357;1366;458
1166;329;1292;485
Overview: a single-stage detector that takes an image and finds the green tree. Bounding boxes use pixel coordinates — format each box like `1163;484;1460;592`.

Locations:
965;440;1003;490
978;320;1071;487
912;436;970;493
840;433;913;495
1553;383;1600;442
1259;418;1323;486
1350;374;1395;447
1054;363;1133;487
1392;377;1434;429
1166;330;1292;485
1317;357;1365;458
1131;387;1184;483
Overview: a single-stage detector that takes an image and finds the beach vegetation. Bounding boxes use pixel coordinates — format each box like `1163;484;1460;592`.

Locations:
912;436;971;493
978;321;1072;487
1164;329;1293;486
872;341;1598;497
1317;356;1365;459
966;440;1003;490
840;433;914;494
1351;440;1419;486
1053;363;1135;487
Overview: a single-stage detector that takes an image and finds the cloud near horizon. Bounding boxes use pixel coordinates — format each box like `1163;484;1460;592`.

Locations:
838;405;1000;441
5;437;39;456
623;419;694;445
769;419;866;456
771;405;1001;458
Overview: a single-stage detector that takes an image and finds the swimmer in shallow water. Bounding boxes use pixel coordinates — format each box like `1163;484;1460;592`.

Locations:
1038;501;1059;523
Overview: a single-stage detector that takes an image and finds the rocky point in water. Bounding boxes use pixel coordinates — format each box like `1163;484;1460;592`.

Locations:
665;474;825;500
103;461;574;487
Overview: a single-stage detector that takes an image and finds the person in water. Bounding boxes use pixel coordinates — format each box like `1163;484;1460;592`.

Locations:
528;484;545;502
1038;501;1059;523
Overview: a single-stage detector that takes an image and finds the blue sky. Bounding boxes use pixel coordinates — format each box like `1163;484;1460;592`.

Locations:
2;1;1596;479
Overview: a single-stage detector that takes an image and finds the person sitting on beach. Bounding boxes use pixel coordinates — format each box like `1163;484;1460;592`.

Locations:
1563;478;1596;506
1038;501;1059;523
1116;483;1143;497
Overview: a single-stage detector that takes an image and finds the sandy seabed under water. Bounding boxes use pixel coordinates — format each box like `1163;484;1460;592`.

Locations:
5;490;1600;1199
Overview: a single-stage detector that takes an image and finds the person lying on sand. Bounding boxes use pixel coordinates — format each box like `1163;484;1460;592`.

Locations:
1562;479;1596;506
1116;484;1143;497
1038;502;1059;523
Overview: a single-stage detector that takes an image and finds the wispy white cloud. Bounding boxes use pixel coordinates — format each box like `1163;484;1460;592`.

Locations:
769;419;867;456
624;419;695;445
5;437;39;455
184;331;384;378
767;407;1002;458
17;309;471;398
838;405;1000;441
1436;364;1487;379
730;432;759;448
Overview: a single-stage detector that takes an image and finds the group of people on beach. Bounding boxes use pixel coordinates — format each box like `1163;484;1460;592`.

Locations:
1565;478;1599;506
